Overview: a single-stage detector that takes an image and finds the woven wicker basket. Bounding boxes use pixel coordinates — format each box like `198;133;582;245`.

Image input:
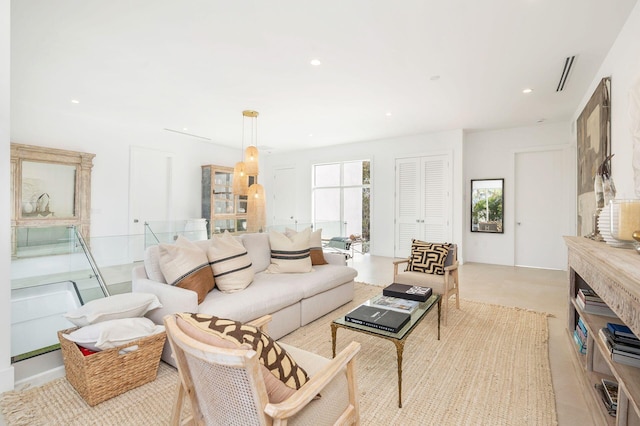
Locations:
58;327;166;406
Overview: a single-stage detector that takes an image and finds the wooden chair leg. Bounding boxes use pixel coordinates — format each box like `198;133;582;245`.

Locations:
441;294;448;326
171;381;185;426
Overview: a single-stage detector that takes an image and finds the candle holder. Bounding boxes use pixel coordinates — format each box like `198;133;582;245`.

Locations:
609;199;640;252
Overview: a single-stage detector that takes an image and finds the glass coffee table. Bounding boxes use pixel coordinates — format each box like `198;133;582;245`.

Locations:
331;293;441;408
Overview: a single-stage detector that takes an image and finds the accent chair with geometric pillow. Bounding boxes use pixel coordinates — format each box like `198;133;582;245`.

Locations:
393;240;460;325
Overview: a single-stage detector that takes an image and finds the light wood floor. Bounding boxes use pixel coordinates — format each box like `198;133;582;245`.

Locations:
350;254;597;426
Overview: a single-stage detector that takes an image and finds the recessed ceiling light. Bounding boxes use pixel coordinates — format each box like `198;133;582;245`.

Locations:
71;99;79;104
183;127;188;131
522;88;533;94
310;59;321;66
308;133;313;137
386;112;392;117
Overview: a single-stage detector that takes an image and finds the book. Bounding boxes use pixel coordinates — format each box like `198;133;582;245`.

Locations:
370;295;419;314
577;317;588;338
383;283;433;302
573;329;587;354
575;296;617;317
344;305;411;333
600;328;640;355
578;288;603;302
607;323;638;340
602;379;618;411
612;351;640;368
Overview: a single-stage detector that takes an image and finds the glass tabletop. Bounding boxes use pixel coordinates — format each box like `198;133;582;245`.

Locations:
333;293;440;340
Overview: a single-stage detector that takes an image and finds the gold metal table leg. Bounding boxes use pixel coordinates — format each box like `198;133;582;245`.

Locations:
331;323;338;358
394;340;405;408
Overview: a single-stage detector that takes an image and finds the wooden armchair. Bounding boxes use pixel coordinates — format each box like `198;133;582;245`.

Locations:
164;314;361;426
393;243;459;325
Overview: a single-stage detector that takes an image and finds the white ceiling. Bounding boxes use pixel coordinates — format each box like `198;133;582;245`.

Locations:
10;0;638;152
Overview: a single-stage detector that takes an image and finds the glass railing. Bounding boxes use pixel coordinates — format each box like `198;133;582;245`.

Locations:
10;225;110;362
267;221;344;239
144;219;209;247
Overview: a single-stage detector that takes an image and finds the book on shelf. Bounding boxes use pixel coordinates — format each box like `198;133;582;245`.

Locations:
369;294;419;313
382;283;432;302
602;379;618;410
578;288;603;303
599;328;640;368
344;305;411;333
577;317;588;339
575;295;617;317
600;328;640;355
607;322;638;340
573;329;587;354
575;323;587;346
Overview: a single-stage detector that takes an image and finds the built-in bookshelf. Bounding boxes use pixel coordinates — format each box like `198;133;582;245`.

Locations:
565;237;640;425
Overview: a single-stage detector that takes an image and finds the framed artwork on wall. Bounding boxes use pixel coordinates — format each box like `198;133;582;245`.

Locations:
576;77;611;237
470;178;504;233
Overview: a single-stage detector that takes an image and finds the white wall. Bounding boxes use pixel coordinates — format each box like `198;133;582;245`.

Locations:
573;3;640;200
263;129;464;259
463;122;572;266
11;104;241;237
1;0;15;392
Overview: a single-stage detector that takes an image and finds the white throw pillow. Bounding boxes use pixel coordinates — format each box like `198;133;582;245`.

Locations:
285;227;328;266
207;231;255;293
266;228;313;273
64;293;162;327
159;235;215;304
63;317;165;352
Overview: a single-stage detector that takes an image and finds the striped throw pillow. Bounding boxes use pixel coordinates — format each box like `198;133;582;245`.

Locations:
406;240;450;275
206;231;254;293
266;228;312;273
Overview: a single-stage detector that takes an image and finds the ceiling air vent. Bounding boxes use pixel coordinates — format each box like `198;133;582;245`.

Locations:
556;56;576;92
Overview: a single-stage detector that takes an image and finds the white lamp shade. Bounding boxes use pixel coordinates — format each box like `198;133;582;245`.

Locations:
244;146;259;176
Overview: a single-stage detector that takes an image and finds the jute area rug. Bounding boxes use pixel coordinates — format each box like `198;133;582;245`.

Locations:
0;282;557;425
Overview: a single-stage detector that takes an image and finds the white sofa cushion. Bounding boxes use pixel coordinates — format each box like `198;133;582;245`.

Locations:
240;232;272;273
285;227;327;266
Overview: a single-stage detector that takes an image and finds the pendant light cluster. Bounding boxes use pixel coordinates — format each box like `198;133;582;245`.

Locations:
233;110;266;232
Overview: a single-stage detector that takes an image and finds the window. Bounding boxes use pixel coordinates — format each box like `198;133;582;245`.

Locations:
312;160;370;240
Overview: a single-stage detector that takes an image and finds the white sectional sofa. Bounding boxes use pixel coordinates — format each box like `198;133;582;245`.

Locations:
132;232;358;366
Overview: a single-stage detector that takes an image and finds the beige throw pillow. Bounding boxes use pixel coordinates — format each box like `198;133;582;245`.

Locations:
206;231;254;293
175;313;309;403
159;236;215;304
285;227;328;266
267;228;312;273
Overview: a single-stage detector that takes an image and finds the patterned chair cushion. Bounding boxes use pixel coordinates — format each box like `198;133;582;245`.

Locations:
175;313;310;403
406;240;451;275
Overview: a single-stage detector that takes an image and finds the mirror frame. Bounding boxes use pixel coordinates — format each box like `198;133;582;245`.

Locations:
470;178;504;234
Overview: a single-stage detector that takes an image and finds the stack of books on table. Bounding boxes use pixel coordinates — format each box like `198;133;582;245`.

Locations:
598;323;640;368
575;288;616;317
370;294;419;314
573;317;587;354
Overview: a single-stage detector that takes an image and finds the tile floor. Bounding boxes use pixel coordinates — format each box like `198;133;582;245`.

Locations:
350;254;598;426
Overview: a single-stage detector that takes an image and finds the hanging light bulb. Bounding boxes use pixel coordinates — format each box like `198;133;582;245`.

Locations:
243;110;259;176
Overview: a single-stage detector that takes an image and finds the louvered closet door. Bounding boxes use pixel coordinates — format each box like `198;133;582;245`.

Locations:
395;158;420;256
395;154;451;258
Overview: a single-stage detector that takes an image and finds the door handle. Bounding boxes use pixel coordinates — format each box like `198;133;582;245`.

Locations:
134;219;139;223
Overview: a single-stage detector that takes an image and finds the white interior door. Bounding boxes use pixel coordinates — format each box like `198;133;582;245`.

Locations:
272;167;296;227
515;149;567;269
395;158;420;257
395;154;451;258
129;147;173;260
